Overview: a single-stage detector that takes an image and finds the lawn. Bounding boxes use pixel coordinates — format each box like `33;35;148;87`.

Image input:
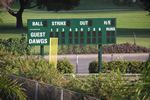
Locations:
0;10;150;29
117;37;150;48
0;10;150;51
75;0;140;10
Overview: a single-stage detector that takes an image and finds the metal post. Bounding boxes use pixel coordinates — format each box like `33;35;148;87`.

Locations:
40;45;44;57
98;44;102;72
76;54;79;73
61;89;63;100
35;82;38;100
111;54;113;61
133;32;136;45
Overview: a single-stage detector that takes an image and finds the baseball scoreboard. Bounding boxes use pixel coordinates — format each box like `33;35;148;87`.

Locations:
27;18;116;72
27;18;116;46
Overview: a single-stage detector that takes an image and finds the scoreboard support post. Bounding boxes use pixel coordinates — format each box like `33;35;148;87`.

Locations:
98;44;102;72
40;45;44;57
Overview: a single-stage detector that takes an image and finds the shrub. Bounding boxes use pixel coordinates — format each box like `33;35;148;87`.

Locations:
58;43;150;54
88;61;98;73
57;59;74;73
65;71;139;99
0;50;64;87
127;61;144;73
89;61;145;73
0;37;30;55
0;50;26;100
106;61;128;73
64;77;91;93
89;71;139;99
13;57;64;86
103;43;150;54
0;75;26;100
138;60;150;99
0;49;17;70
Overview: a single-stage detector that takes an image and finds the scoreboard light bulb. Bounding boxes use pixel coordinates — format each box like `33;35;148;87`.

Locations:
56;28;59;32
88;28;90;31
51;29;53;32
69;28;72;32
93;28;96;31
62;28;65;32
75;28;78;32
99;28;101;31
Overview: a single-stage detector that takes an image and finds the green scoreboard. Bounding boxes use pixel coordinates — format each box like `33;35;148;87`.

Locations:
27;18;116;46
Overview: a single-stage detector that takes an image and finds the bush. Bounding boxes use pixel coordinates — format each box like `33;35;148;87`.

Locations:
138;60;150;99
127;61;144;73
0;49;17;70
89;71;139;99
0;37;30;55
0;50;26;100
58;43;150;54
89;61;145;73
65;71;139;99
13;57;64;86
106;61;128;73
0;75;26;100
88;61;99;73
64;77;91;94
0;50;64;86
57;59;74;73
103;43;150;54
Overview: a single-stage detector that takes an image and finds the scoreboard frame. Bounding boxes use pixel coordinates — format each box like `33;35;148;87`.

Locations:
27;18;116;46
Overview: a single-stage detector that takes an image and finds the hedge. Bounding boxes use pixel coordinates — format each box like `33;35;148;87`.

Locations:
0;37;30;55
89;61;147;73
57;59;74;73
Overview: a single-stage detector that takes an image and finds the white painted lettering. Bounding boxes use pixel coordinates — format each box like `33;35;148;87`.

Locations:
51;21;66;26
32;21;43;26
80;21;88;26
106;27;115;31
104;20;111;25
30;32;46;37
29;39;47;44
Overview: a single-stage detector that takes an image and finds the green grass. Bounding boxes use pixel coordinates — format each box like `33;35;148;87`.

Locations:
0;33;23;39
0;10;150;50
0;10;150;29
75;0;140;10
117;37;150;48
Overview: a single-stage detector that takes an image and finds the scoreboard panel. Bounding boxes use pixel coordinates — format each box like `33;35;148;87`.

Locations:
27;18;116;46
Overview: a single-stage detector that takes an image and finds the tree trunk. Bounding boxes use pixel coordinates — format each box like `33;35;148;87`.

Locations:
6;0;25;29
16;12;23;29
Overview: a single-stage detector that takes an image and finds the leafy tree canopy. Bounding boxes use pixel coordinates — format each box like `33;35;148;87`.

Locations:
142;0;150;12
0;0;80;29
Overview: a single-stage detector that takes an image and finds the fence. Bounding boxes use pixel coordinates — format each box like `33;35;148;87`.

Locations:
11;75;99;100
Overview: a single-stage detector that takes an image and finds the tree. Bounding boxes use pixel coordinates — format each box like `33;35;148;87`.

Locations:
37;0;80;11
0;11;2;23
140;0;150;13
0;0;30;29
0;0;80;29
143;0;150;13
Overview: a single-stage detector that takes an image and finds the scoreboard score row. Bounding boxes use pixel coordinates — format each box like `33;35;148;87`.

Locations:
27;18;116;45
